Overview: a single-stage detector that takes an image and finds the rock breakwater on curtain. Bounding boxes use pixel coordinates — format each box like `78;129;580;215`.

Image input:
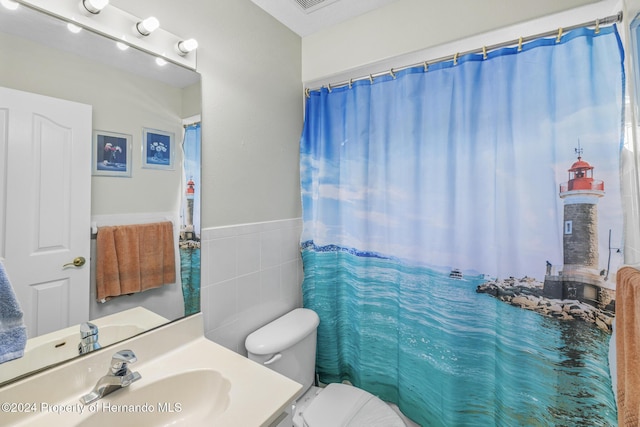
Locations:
477;277;614;332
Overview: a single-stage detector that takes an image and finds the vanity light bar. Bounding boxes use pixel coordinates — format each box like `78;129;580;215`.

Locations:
16;0;198;70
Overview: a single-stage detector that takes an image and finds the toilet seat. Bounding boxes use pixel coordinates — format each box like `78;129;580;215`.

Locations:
301;383;406;427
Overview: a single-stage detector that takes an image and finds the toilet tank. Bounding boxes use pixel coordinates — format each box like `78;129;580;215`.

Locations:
245;308;320;397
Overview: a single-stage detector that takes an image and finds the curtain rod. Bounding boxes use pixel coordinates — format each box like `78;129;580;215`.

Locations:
305;11;622;96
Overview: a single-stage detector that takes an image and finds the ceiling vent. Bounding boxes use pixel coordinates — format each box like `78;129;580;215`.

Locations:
292;0;340;14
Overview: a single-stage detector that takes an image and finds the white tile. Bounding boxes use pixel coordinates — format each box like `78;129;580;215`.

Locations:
281;225;302;263
199;218;306;358
236;222;262;235
207;226;239;239
259;219;287;232
281;260;299;293
260;229;282;268
237;232;260;276
260;266;281;303
200;239;211;288
236;272;261;313
200;285;211;332
209;278;238;328
210;236;237;284
205;322;241;354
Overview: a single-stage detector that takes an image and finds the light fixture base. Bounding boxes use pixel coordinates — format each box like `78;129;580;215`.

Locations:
136;21;150;35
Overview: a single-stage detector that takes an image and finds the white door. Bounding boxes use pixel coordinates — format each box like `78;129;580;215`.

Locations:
0;86;92;338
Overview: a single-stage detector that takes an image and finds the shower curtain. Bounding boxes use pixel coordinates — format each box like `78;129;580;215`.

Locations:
180;122;201;316
300;25;624;426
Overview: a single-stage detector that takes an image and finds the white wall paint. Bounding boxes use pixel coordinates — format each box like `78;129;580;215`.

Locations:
302;0;603;82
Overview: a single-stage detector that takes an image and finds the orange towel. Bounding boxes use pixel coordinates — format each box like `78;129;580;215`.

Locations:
616;266;640;427
96;221;176;302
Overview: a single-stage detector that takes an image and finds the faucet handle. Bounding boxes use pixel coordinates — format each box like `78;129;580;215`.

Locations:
80;322;98;338
110;350;138;376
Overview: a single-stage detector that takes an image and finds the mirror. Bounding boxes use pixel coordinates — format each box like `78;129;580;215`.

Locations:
0;3;201;384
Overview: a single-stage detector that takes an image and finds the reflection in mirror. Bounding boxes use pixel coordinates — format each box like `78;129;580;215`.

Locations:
0;2;201;385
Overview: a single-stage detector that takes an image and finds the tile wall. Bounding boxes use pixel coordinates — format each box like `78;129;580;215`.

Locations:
200;218;304;354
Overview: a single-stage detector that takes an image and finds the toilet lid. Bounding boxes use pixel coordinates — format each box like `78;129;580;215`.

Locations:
301;383;406;427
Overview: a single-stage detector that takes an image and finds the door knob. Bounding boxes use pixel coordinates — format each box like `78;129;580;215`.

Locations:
63;256;86;268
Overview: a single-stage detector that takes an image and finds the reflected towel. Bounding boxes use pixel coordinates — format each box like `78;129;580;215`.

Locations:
96;221;176;302
616;266;640;427
0;261;27;363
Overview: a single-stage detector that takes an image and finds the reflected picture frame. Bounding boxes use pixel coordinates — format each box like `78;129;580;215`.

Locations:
92;130;132;177
142;128;175;170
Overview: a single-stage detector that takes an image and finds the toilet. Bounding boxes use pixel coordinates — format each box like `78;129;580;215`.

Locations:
245;308;407;427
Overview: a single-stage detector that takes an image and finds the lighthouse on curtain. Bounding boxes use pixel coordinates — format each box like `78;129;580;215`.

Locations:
560;145;604;274
183;177;196;240
543;145;613;309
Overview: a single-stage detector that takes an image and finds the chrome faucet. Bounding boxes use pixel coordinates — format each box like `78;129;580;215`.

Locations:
78;322;101;355
79;350;142;405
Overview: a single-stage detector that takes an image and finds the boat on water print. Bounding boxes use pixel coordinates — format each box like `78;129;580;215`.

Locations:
449;268;463;280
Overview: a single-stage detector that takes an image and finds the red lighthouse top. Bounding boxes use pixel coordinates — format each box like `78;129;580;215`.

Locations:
560;147;604;193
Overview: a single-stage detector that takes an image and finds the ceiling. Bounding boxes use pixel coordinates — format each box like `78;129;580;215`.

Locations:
250;0;398;37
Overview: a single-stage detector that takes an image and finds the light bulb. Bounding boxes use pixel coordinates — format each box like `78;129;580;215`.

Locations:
136;17;159;36
177;39;198;54
155;57;167;66
82;0;109;14
177;39;198;55
67;23;83;33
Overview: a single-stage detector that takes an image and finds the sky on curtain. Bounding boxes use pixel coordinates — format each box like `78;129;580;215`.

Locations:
301;27;624;282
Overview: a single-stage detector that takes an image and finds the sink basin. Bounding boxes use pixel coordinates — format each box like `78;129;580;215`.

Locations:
76;369;231;427
0;314;301;427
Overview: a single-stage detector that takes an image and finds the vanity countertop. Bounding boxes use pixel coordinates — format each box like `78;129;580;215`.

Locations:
0;313;302;427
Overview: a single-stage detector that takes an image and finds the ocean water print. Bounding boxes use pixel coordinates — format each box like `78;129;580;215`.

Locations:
303;247;617;426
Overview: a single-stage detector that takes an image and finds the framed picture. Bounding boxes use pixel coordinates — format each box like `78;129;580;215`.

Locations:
142;128;175;170
92;130;132;177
